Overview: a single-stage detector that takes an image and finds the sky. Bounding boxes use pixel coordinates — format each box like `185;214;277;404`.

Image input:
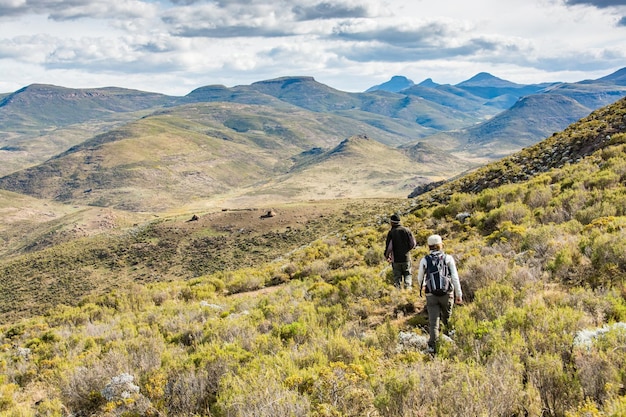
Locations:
1;0;626;96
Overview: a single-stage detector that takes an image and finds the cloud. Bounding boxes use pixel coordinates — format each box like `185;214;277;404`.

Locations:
563;0;626;8
292;2;370;20
335;36;518;63
0;0;625;95
0;0;157;20
162;2;296;38
330;20;455;47
162;0;374;38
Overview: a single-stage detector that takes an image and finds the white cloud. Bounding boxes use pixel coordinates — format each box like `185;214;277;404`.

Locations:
0;0;625;95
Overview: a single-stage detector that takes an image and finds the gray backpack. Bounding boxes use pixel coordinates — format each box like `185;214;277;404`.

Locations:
424;252;451;296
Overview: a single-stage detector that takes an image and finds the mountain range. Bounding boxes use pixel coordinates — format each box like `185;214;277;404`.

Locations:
0;67;625;211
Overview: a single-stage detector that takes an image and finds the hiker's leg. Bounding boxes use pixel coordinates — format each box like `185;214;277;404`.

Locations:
392;263;403;288
426;294;440;351
401;261;412;289
440;293;454;333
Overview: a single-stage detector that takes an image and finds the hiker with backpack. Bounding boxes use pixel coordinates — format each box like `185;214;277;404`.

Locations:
384;213;417;289
417;234;462;353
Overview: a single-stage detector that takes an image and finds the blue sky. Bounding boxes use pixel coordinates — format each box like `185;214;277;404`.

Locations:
1;0;625;95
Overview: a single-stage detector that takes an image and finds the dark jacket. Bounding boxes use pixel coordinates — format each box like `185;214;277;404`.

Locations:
385;225;416;263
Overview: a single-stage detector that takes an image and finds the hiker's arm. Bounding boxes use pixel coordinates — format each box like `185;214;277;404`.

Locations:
448;256;463;303
417;258;426;295
384;233;391;258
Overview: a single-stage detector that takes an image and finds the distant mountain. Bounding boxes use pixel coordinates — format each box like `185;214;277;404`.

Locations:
452;93;593;157
182;84;288;107
0;84;174;128
417;78;439;88
454;72;550;100
1;67;626;203
594;66;626;85
0;84;177;177
540;80;626;109
0;104;451;211
410;95;626;199
365;76;415;92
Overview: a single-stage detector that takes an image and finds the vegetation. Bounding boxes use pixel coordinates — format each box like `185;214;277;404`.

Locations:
2;122;626;416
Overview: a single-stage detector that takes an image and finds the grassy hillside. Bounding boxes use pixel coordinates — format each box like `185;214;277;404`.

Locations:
441;94;593;159
0;103;472;211
0;190;148;259
0;198;400;323
412;96;626;200
238;135;460;203
0;84;176;177
1;99;626;416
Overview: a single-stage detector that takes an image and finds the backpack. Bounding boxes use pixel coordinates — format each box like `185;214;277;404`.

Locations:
424;252;451;296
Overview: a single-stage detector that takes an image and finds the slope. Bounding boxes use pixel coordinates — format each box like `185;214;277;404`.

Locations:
0;197;400;323
457;93;593;157
0;103;425;212
0;84;177;176
0;189;149;259
230;135;451;204
410;95;626;200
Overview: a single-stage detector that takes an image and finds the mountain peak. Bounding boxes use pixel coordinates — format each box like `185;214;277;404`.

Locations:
417;78;439;88
251;76;318;88
596;67;626;86
457;72;520;88
366;76;414;93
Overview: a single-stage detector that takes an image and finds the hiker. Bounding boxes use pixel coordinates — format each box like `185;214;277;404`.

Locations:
384;213;417;289
417;234;462;353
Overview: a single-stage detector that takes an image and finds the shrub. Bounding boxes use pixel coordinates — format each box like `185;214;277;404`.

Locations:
471;282;516;322
573;349;621;406
309;362;375;417
60;366;108;415
526;353;582;417
525;185;553;209
216;366;310;417
581;229;626;288
575;202;618;225
482;202;531;233
459;253;510;301
164;367;214;416
364;248;382;267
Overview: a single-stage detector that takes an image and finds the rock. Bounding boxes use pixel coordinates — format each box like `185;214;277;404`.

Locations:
101;373;140;401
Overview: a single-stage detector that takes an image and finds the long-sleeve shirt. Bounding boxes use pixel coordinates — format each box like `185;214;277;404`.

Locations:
384;225;416;263
417;250;462;298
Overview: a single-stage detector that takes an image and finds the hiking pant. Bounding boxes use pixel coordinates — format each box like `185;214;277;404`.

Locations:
392;261;412;289
426;292;454;350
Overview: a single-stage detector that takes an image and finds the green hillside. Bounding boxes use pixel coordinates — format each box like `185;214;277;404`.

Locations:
0;84;176;177
412;96;626;200
2;71;625;182
0;103;467;211
1;98;626;416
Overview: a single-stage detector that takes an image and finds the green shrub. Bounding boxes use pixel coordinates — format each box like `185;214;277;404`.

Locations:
525;185;553;209
216;365;310;417
472;282;516;322
526;353;582;417
574;349;621;406
459;253;510;301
